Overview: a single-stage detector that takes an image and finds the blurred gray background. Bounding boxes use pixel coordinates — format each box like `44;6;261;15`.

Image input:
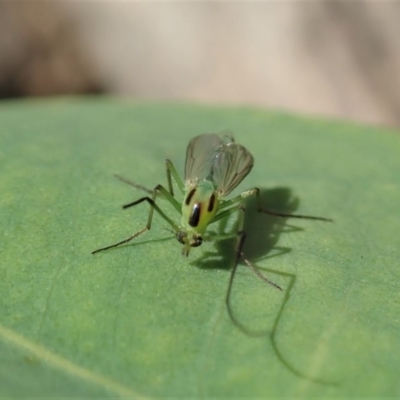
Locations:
1;1;400;128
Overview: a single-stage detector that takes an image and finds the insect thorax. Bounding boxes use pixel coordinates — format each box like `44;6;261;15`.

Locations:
181;180;219;235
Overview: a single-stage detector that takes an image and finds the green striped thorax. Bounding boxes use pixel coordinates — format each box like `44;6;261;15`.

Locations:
177;180;220;256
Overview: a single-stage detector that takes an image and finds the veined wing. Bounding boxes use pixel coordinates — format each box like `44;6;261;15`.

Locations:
185;133;254;196
185;133;225;184
212;138;254;196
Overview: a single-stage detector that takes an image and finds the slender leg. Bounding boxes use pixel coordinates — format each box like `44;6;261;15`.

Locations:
211;205;282;332
229;205;281;291
238;245;283;290
217;187;332;222
217;189;255;211
114;159;184;197
210;197;244;224
166;161;174;196
113;174;154;195
123;184;181;214
165;159;185;194
226;207;281;332
214;188;330;333
92;185;179;255
206;204;281;289
252;187;333;221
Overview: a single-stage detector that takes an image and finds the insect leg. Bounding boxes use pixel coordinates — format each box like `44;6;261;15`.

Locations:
252;187;333;221
222;205;281;333
216;187;264;212
209;196;245;224
113;174;154;195
205;204;282;331
114;158;185;198
92;185;179;255
210;187;261;225
209;207;281;285
219;187;332;221
127;184;180;214
210;198;287;286
165;159;185;195
230;205;282;292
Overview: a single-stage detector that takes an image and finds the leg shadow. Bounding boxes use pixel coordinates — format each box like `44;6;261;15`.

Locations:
193;187;336;385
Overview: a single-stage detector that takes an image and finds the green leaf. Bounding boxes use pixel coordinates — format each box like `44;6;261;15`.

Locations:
1;98;399;397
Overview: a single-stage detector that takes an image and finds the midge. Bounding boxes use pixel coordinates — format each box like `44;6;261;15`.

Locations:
93;134;331;326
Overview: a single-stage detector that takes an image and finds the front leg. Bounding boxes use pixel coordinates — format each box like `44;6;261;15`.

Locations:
92;184;179;254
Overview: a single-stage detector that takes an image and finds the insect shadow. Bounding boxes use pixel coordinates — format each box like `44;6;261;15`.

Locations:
192;186;335;385
192;186;302;270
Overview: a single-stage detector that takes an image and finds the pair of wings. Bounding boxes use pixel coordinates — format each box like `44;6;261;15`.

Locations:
185;133;254;197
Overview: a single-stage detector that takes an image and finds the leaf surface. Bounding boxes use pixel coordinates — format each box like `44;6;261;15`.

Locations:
1;98;399;397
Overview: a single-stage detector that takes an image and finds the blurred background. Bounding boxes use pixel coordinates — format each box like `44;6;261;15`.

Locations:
1;1;400;128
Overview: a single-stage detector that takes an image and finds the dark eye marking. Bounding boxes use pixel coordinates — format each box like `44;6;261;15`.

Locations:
208;193;216;212
189;203;201;227
185;188;196;206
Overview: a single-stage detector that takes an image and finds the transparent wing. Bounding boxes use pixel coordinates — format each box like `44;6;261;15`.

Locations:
185;133;224;183
184;133;254;196
212;140;254;196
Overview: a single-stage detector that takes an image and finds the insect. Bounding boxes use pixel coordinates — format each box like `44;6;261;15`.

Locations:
93;133;331;331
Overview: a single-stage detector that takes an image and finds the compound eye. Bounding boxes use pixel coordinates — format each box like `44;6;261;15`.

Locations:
192;236;203;248
176;231;187;244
